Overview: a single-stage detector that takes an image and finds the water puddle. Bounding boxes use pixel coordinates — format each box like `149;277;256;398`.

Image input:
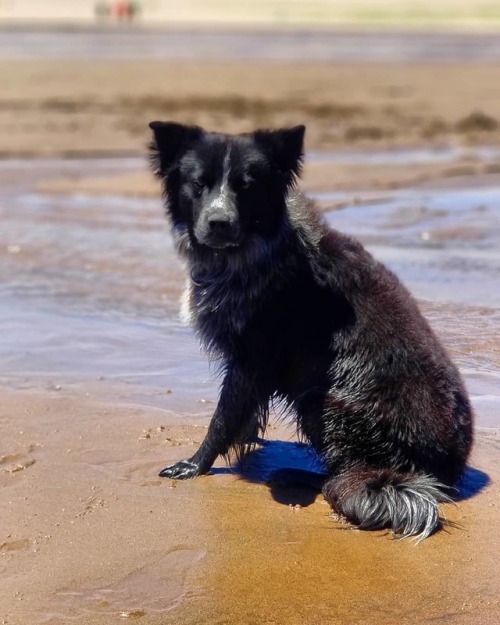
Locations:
309;144;500;165
1;154;499;427
321;186;500;309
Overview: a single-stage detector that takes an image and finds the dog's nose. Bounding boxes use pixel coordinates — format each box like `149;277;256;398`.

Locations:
208;218;233;235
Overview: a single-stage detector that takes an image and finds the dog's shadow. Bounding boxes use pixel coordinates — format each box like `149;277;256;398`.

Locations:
215;439;490;508
455;465;490;500
214;439;327;507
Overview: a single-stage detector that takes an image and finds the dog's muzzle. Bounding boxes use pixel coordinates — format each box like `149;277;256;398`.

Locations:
194;193;241;248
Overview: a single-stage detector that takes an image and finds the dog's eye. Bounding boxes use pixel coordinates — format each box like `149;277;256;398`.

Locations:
191;180;205;197
241;176;253;190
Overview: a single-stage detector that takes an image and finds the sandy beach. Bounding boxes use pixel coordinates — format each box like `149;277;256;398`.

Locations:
1;382;499;625
2;54;500;194
2;57;500;158
1;26;500;625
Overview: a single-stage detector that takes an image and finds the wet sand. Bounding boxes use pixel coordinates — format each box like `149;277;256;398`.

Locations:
1;386;499;625
1;45;500;624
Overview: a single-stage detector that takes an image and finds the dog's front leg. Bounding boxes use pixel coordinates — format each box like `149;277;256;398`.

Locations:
159;364;259;479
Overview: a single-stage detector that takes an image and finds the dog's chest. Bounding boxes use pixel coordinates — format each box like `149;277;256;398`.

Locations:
185;273;259;350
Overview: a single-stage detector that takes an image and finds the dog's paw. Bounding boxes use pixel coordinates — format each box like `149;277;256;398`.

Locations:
158;459;202;480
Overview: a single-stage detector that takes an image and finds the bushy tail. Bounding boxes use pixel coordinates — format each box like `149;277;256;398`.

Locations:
323;468;454;541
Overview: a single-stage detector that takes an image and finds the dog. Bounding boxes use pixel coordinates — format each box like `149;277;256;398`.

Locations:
148;121;473;540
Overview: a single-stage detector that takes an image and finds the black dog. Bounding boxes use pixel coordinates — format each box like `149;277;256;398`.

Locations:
149;121;473;540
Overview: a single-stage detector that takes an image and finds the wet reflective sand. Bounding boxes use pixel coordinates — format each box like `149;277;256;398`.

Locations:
1;152;499;624
1;156;499;424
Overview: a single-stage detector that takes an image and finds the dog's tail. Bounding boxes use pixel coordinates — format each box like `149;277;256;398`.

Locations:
323;467;455;541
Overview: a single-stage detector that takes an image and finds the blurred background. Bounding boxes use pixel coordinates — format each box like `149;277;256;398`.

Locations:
1;0;500;26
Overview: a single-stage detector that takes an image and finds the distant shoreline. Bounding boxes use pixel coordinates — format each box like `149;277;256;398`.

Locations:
1;20;500;32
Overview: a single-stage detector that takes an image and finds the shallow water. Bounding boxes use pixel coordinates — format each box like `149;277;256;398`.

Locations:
0;153;499;427
3;25;500;62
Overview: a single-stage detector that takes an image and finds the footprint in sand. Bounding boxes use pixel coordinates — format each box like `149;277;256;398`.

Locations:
0;451;37;486
0;538;30;553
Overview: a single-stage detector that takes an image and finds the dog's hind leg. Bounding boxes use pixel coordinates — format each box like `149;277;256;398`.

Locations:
322;467;453;540
159;363;265;479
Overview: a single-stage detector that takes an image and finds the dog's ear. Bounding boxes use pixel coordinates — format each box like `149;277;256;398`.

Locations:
254;125;305;185
149;121;202;177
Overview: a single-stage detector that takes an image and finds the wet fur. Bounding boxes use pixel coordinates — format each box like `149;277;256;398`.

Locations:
149;121;473;540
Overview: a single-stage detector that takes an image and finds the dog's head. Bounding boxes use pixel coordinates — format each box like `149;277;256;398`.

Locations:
149;122;305;253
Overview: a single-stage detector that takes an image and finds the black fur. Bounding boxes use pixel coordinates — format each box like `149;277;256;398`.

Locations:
149;121;474;540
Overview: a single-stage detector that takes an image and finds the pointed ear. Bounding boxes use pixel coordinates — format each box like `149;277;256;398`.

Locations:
149;121;202;177
253;125;305;185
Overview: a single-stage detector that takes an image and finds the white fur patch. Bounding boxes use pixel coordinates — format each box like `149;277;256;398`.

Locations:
179;278;193;325
209;144;232;210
